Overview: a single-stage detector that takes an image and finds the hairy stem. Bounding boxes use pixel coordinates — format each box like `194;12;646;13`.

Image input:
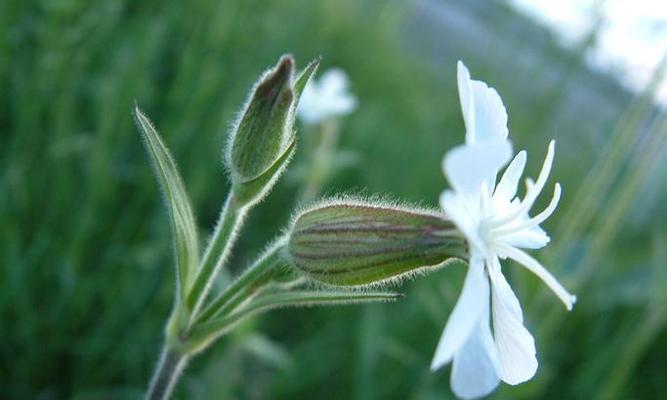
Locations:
196;238;287;323
186;195;247;319
145;347;189;400
188;290;401;349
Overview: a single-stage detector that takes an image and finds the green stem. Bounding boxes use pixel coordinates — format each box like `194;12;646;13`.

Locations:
187;291;401;351
186;195;247;318
196;238;287;323
145;346;189;400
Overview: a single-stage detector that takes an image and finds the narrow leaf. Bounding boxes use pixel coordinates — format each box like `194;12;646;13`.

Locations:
233;138;297;207
245;289;402;312
185;289;400;354
134;106;200;303
293;57;321;103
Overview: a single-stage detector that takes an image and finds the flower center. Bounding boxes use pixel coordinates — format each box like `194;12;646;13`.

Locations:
477;216;502;253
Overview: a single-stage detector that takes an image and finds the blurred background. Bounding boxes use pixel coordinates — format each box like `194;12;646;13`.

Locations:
1;0;666;399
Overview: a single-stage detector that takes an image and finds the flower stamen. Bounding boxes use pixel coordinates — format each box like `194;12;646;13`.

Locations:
492;183;561;238
490;141;555;229
498;243;576;310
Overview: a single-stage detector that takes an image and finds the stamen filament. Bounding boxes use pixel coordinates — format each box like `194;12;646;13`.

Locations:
490;141;555;228
520;140;555;211
499;244;576;310
492;183;561;237
526;183;561;226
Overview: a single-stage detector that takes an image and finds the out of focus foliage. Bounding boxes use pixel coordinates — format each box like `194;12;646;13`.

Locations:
1;0;665;399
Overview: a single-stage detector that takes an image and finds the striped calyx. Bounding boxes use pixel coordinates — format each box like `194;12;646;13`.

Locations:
228;55;295;184
226;55;320;207
287;200;467;286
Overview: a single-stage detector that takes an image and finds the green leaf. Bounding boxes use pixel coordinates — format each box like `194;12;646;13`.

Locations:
183;289;400;354
196;236;288;323
293;57;321;103
233;138;296;207
242;289;402;311
134;106;200;304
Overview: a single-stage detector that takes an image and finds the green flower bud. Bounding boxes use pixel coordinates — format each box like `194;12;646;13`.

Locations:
228;55;295;183
286;199;467;286
226;54;319;207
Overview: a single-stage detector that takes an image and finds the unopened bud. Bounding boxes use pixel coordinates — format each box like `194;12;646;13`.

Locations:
287;200;466;286
226;55;319;207
228;55;294;181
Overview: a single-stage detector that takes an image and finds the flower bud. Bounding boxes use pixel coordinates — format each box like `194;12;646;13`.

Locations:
226;55;319;207
287;200;467;286
228;55;295;182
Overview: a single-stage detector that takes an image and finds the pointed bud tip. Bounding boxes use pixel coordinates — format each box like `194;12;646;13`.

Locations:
271;55;295;86
278;53;295;68
257;56;295;100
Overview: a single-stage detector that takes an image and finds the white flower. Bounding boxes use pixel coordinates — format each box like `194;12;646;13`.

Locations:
297;68;357;125
430;62;576;399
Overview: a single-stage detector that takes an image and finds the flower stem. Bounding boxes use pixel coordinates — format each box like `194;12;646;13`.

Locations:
196;237;287;323
145;347;189;400
186;194;247;318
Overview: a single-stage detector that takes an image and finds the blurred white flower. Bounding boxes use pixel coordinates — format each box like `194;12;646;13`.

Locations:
297;68;357;124
430;62;576;399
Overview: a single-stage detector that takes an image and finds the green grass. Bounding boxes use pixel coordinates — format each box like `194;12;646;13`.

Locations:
1;0;666;399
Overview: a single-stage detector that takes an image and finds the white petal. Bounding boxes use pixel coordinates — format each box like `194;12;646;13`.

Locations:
443;140;512;201
297;83;323;124
494;150;527;205
456;61;509;145
488;266;537;385
319;68;349;96
323;94;357;115
297;69;357;124
440;191;485;252
522;141;555;211
487;257;522;320
469;80;509;144
451;311;501;399
457;61;475;139
502;225;550;250
500;245;576;310
320;69;357;115
431;256;489;370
